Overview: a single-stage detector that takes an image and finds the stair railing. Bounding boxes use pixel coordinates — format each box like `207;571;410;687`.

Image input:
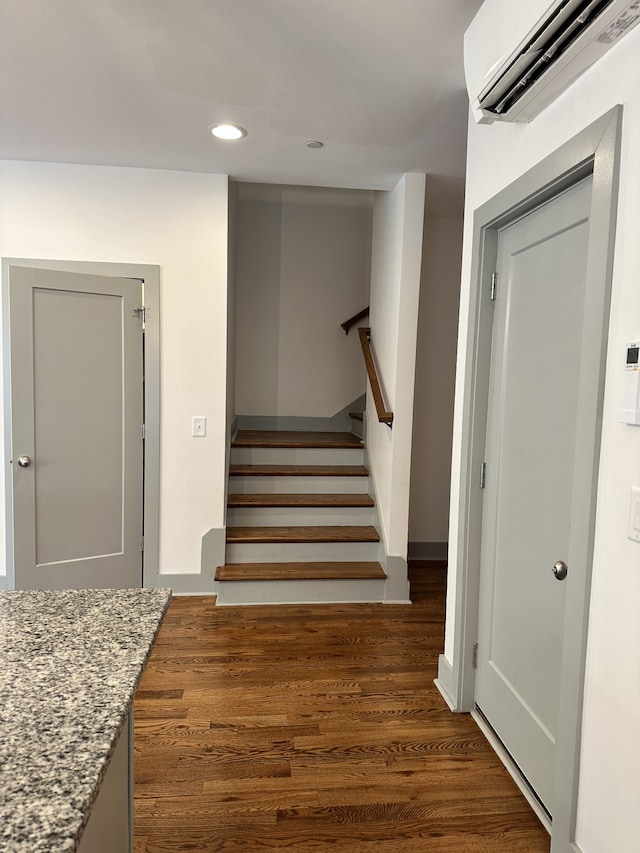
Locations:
358;327;393;427
340;306;370;334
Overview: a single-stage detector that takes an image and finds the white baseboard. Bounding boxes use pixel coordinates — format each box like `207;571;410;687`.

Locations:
434;677;457;712
148;573;217;595
435;653;458;709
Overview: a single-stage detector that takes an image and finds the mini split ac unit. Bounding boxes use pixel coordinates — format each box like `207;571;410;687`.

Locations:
465;0;640;123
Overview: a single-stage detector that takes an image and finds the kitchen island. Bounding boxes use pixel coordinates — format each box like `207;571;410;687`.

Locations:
0;587;171;853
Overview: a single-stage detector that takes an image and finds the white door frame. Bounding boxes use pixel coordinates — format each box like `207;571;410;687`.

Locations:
2;259;161;590
436;106;622;853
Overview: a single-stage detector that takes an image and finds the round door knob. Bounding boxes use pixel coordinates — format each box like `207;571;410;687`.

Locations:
552;560;568;581
17;455;31;468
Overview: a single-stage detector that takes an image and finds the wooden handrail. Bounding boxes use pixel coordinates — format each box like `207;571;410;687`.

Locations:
358;327;393;426
341;306;370;335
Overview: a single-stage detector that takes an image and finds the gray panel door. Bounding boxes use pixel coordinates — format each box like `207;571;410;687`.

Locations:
9;267;143;589
476;177;593;815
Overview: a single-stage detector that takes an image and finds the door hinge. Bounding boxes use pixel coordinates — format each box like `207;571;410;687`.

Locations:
472;642;479;669
490;272;497;301
133;307;146;325
140;535;145;552
480;462;487;489
141;423;146;440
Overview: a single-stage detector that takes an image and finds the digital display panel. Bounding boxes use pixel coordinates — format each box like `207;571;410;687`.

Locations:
627;345;639;366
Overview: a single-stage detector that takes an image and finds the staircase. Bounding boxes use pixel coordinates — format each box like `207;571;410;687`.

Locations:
215;429;387;605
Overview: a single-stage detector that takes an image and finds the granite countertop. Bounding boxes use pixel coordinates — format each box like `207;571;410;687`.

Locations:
0;587;171;853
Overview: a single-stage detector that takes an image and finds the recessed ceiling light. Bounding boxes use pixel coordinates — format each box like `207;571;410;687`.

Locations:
306;140;324;149
209;124;247;140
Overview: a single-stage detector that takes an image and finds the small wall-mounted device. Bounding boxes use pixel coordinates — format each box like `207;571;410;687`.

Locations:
620;342;640;425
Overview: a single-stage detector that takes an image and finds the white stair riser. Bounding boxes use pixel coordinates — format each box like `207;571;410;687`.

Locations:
227;506;374;526
229;476;370;494
231;447;364;465
350;418;364;439
216;578;386;606
225;540;379;563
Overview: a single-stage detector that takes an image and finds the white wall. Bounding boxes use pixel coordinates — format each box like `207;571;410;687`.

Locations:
367;174;425;597
409;216;463;546
227;182;238;437
0;161;229;577
224;181;239;526
447;25;640;853
235;184;372;418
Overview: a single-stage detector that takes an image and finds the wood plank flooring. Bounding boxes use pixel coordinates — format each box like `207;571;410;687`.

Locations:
226;525;380;544
134;566;550;853
227;493;375;508
229;464;369;477
233;430;363;448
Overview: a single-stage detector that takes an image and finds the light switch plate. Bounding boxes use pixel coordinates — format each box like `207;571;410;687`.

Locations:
628;486;640;544
192;416;206;437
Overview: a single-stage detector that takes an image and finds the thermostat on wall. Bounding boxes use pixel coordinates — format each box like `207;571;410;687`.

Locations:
620;342;640;425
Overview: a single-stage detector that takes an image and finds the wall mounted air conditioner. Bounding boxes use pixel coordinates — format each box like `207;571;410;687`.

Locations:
465;0;640;123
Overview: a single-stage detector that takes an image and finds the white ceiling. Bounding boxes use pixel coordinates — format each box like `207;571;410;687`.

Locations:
0;0;482;208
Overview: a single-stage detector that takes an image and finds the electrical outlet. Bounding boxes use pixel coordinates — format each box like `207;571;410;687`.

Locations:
192;416;206;437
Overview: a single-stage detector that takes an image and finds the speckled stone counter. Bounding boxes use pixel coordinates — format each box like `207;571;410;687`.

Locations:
0;587;171;853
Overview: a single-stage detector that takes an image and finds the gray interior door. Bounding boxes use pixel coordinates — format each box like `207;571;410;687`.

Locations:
475;177;593;815
9;266;144;589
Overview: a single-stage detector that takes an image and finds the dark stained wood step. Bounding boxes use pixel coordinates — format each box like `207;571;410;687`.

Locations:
348;411;364;422
229;464;369;477
226;525;380;544
233;430;362;449
227;493;374;508
215;561;386;581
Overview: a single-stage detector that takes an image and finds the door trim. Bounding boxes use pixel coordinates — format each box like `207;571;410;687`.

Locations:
438;106;622;853
2;259;161;589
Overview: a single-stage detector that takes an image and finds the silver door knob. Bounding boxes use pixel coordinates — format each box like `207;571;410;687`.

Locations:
17;455;31;468
552;560;568;581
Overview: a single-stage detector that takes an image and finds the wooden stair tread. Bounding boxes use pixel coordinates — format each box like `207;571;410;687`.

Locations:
229;464;369;477
348;411;364;421
228;493;374;508
226;525;380;543
216;561;386;581
233;430;362;449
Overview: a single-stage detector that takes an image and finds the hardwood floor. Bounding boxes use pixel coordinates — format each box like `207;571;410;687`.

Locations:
226;525;381;544
227;493;375;508
229;464;369;477
133;566;550;852
233;430;364;448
